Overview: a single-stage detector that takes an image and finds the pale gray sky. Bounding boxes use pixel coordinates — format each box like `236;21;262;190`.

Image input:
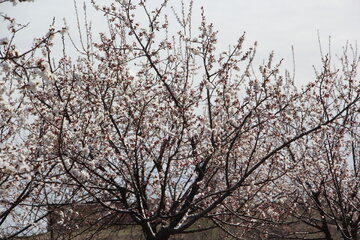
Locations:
1;0;359;85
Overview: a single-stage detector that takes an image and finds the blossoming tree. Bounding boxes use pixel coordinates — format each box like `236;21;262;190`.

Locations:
271;51;360;240
0;3;67;237
0;0;359;239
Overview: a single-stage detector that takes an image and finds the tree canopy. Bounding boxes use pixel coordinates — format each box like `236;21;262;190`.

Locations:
0;1;359;239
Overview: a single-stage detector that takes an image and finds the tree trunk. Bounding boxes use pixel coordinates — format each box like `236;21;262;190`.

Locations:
155;231;171;240
144;234;170;240
144;229;171;240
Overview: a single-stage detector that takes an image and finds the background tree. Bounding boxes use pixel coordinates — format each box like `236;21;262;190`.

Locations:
272;48;360;240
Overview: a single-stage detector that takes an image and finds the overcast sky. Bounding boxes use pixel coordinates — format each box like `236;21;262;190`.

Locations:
1;0;359;85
